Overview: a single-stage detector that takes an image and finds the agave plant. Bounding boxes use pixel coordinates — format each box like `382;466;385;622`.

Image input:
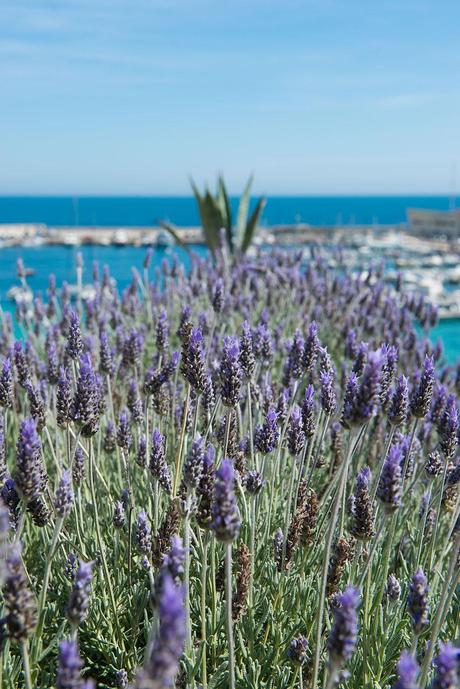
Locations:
160;175;266;255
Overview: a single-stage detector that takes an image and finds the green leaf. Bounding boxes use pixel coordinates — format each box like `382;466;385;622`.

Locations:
217;174;234;252
157;220;192;255
240;196;266;253
236;174;253;247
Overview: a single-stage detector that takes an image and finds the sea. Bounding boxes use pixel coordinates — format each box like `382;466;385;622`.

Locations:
0;195;458;364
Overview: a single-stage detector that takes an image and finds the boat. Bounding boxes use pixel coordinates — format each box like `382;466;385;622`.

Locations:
407;208;460;239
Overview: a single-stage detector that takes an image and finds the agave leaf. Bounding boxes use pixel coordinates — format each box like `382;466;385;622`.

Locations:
236;174;253;249
240;196;266;253
158;221;192;255
201;190;225;253
217;174;234;252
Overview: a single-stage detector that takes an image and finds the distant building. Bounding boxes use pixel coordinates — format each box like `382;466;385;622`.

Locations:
407;208;460;239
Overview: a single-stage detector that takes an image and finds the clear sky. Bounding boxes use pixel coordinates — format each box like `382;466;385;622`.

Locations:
1;0;459;195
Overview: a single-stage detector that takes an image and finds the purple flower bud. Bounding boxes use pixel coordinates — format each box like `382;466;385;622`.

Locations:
113;500;126;530
341;372;359;429
99;331;115;376
287;405;305;456
183;435;205;490
377;444;403;513
254;406;279;455
0;358;13;408
117;409;133;452
327;586;360;666
136;572;185;687
135;509;152;555
386;573;401;602
156;310;169;352
136;434;147;469
54;470;74;518
239;321;255;381
150;430;171;494
56;639;94;689
57;367;72;428
244;470;264;495
391;651;420;689
66;310;83;361
302;321;319;372
71;356;101;437
411;356;435;419
15;417;47;500
2;543;37;640
182;327;206;393
283;330;305;385
388;375;409;426
407;567;429;635
301;384;316;437
115;669;129;689
288;636;309;665
320;370;337;416
220;336;242;407
66;560;94;627
439;395;459;459
162;535;186;584
212;459;241;542
430;642;459;689
211;278;225;313
352;341;368;376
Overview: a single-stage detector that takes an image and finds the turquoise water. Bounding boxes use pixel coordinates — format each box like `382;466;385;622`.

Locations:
0;243;458;365
0;195;454;227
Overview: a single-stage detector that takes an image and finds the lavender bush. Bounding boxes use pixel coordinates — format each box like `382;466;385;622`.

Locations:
0;243;459;689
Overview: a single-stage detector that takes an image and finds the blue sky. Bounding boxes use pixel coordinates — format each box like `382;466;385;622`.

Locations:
0;0;459;195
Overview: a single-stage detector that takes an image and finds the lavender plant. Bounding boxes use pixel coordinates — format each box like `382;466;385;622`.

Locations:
0;243;458;689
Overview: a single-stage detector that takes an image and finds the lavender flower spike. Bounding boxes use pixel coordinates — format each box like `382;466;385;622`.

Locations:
15;417;46;500
66;560;94;627
430;642;459;689
212;459;241;542
254;406;279;455
56;640;95;689
376;443;403;513
54;469;74;518
391;651;420;689
319;369;337;416
327;585;360;667
407;567;429;635
220;336;242;407
410;355;435;419
135;572;185;688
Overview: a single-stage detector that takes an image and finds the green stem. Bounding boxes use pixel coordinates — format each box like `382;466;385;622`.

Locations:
225;543;236;689
21;641;33;689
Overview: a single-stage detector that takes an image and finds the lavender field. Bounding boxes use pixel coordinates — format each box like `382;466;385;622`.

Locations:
0;244;459;689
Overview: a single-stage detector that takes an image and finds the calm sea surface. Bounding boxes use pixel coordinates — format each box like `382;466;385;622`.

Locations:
0;195;454;227
0;196;458;363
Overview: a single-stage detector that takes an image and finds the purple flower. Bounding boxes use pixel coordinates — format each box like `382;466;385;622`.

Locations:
327;586;360;666
220;336;242;407
301;384;316;438
2;543;37;641
302;321;319;372
288;636;308;665
117;409;133;453
0;357;13;408
287;405;305;456
150;430;172;494
386;573;401;602
430;642;459;689
244;470;264;495
388;375;410;426
411;356;435;419
162;535;186;584
66;560;94;627
99;330;115;376
254;406;279;455
71;356;100;437
212;459;241;542
439;394;459;459
135;572;185;687
182;326;206;393
14;417;47;500
54;470;74;518
56;640;94;689
57;367;72;427
341;372;359;429
239;320;255;381
391;651;420;689
183;435;205;490
135;509;152;555
66;310;83;360
156;310;170;352
377;444;403;513
283;330;305;385
407;567;429;635
320;370;337;416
